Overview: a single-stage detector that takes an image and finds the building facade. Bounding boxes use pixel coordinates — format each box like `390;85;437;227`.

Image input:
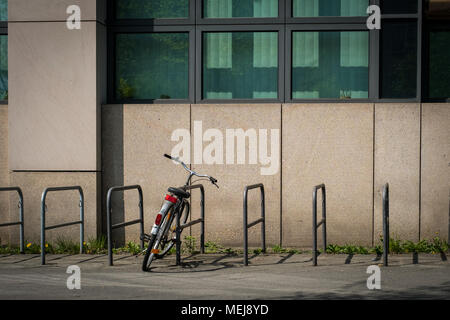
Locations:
0;0;449;248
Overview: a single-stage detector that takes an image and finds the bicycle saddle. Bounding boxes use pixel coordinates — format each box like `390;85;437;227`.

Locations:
168;187;190;199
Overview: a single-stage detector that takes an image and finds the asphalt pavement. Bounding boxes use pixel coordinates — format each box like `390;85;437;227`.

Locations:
0;252;448;300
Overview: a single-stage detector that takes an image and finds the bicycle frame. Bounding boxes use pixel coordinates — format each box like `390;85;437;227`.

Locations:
142;154;217;270
148;194;188;253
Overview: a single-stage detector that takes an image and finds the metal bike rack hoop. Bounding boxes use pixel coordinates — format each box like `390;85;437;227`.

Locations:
0;187;24;253
312;184;326;266
176;184;205;266
382;183;389;267
243;183;266;266
106;185;144;266
41;186;84;265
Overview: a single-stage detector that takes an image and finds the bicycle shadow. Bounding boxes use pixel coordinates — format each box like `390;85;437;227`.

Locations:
146;252;301;274
144;251;450;273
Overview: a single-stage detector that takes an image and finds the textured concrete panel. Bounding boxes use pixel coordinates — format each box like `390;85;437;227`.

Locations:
8;22;100;170
282;103;374;247
0;105;9;244
190;104;281;248
421;103;450;241
101;105;124;243
9;172;100;244
102;105;191;245
9;0;106;23
374;104;420;243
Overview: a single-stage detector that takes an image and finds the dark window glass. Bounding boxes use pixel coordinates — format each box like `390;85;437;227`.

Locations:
380;21;417;99
426;0;450;19
0;35;6;100
0;0;6;21
116;0;189;19
381;0;417;14
204;0;278;18
429;31;450;98
292;31;369;99
293;0;368;17
203;32;278;99
116;33;189;100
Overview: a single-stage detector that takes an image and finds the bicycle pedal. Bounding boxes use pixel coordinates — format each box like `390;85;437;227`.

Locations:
140;233;152;242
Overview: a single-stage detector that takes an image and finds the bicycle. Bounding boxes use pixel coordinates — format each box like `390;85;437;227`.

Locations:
142;154;219;271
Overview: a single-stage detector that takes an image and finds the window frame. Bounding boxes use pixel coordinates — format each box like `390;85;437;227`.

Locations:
195;25;285;103
375;0;422;102
285;0;376;103
108;25;196;104
196;0;286;24
109;0;196;26
422;18;450;101
378;18;420;101
285;24;373;103
107;0;427;104
0;17;7;104
380;0;419;15
286;0;370;24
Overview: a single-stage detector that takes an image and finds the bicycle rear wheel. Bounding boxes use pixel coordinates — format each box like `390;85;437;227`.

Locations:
142;234;156;271
155;200;190;259
142;200;190;271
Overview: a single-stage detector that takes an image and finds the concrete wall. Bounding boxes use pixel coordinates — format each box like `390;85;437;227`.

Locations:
421;104;450;240
8;6;105;171
282;104;374;247
374;104;420;243
9;172;100;244
3;2;446;248
4;1;106;244
0;105;9;245
191;104;281;247
101;103;449;248
102;104;191;246
102;104;281;247
9;0;106;23
4;100;446;247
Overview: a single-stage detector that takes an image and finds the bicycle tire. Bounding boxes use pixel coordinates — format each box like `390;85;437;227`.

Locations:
142;234;156;272
155;200;190;259
142;200;190;271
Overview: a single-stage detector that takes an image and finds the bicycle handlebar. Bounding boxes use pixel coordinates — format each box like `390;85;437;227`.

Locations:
164;154;219;188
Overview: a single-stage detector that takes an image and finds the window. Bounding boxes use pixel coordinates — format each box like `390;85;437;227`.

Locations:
108;0;429;103
426;0;450;19
203;0;278;18
0;0;6;21
292;0;368;17
380;21;417;99
424;1;450;100
291;31;368;99
0;0;6;101
428;31;450;99
0;35;6;100
115;33;189;100
380;0;417;14
202;32;278;99
116;0;189;19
